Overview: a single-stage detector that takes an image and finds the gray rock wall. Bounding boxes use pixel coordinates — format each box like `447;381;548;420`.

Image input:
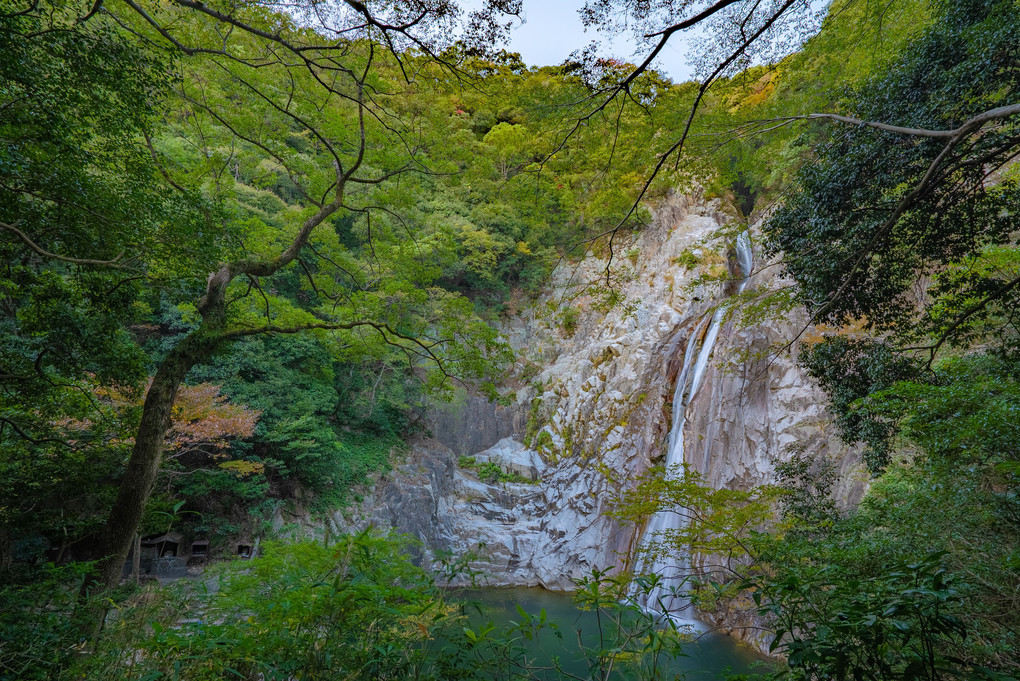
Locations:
336;191;865;649
682;285;867;505
426;392;527;458
675;268;867;651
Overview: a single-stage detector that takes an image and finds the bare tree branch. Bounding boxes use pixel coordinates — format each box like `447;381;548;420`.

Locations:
1;220;127;268
0;416;77;448
796;102;1020;332
220;319;454;376
734;103;1020;139
587;0;800;283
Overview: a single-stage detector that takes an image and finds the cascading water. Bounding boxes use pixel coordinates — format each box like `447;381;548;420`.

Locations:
632;231;754;624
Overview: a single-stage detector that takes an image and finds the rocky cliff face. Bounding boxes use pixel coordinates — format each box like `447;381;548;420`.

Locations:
682;298;867;505
338;192;865;641
674;240;868;649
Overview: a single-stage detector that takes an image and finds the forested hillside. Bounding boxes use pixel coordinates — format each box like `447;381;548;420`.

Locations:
0;0;677;577
1;0;1017;678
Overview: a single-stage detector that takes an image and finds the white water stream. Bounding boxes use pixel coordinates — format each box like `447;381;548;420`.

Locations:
633;232;754;624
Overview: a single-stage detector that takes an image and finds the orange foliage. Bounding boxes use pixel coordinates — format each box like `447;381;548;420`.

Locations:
802;318;872;345
168;383;259;454
55;381;259;457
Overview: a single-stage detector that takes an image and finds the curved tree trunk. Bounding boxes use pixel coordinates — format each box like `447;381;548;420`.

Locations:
77;61;349;609
83;331;221;599
81;203;341;605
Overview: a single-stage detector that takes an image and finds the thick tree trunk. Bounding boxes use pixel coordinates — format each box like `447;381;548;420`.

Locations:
80;192;332;606
83;331;220;599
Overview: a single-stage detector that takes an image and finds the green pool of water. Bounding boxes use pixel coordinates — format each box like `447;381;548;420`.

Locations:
454;587;769;680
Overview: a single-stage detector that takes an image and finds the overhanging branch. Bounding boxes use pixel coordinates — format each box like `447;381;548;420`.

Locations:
730;102;1020;140
220;320;453;377
1;220;128;268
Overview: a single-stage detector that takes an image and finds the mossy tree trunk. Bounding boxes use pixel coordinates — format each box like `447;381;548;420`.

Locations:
88;330;222;594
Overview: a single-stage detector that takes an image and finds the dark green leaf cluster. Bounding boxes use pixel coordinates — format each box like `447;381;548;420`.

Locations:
0;3;223;566
0;562;98;681
0;3;212;435
801;336;922;472
858;352;1020;469
765;0;1020;338
756;553;968;681
74;532;454;680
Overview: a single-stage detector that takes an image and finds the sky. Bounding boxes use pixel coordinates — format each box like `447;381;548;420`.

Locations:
493;0;700;82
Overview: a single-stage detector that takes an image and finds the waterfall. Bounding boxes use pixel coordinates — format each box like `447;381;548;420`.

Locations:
632;231;754;624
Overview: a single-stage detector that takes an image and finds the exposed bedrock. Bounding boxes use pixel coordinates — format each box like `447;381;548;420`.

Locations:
337;191;866;643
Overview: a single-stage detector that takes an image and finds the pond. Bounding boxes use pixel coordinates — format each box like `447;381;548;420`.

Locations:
453;587;769;680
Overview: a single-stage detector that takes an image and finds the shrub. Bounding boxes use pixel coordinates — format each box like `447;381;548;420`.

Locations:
559;307;580;338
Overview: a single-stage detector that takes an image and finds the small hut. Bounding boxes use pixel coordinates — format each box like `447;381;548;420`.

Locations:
143;532;182;558
188;540;209;566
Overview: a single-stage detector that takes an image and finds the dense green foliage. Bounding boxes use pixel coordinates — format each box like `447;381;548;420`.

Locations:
85;533;449;680
800;336;922;471
766;0;1020;338
1;2;701;676
0;1;225;569
749;355;1020;678
2;0;1019;677
717;1;1020;678
703;0;934;204
2;533;707;681
0;0;675;577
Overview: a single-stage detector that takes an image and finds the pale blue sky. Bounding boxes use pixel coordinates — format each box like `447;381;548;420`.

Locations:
495;0;699;81
495;0;831;82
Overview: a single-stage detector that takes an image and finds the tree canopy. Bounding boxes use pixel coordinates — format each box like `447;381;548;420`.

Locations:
2;0;1019;679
